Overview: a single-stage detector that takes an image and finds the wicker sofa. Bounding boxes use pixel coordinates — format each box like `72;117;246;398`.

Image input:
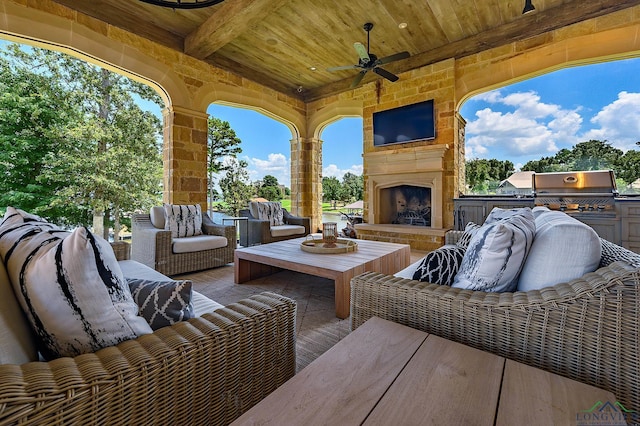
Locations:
0;244;297;426
131;211;235;275
350;233;640;410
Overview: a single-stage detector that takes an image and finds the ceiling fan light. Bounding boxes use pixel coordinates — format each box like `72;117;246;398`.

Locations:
522;0;535;14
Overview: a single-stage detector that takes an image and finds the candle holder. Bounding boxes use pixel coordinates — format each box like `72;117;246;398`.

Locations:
322;222;338;248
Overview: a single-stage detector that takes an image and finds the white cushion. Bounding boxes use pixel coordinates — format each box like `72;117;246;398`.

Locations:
0;208;152;359
164;204;203;238
172;235;228;254
0;258;38;364
517;210;601;291
150;206;165;229
270;224;306;237
394;259;424;279
452;207;536;293
118;260;223;315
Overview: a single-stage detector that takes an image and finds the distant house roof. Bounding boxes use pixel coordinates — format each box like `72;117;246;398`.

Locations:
250;197;269;202
499;171;535;189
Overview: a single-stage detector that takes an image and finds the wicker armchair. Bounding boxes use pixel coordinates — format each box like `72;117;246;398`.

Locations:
350;235;640;410
0;245;297;426
239;206;310;246
131;212;235;275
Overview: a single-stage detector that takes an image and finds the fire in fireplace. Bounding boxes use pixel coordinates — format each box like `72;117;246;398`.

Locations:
380;185;431;226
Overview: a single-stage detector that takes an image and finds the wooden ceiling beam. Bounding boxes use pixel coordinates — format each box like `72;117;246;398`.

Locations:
304;0;640;102
184;0;290;59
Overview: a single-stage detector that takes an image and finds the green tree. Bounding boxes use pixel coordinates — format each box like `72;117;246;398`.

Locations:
0;43;164;237
322;176;341;202
258;174;282;201
571;140;623;171
0;46;81;220
219;157;253;216
207;117;242;216
615;142;640;189
341;173;363;202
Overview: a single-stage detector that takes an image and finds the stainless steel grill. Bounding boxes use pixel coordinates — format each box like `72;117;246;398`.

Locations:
532;170;618;212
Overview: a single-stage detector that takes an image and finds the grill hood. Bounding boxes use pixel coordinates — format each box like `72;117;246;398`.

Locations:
532;170;618;196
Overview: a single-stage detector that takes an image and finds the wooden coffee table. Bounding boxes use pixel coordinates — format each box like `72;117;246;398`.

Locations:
234;238;410;319
231;317;622;425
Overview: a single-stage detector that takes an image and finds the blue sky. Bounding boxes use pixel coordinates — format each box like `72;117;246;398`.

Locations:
460;57;640;169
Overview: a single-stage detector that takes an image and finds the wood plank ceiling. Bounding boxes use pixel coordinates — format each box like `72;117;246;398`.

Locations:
51;0;640;102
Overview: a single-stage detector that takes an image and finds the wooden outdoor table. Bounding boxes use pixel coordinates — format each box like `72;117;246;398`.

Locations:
231;317;623;426
234;237;410;319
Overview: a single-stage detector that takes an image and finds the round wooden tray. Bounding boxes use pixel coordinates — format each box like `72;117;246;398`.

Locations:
300;237;358;254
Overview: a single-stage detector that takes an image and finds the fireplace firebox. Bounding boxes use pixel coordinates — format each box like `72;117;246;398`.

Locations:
379;185;431;226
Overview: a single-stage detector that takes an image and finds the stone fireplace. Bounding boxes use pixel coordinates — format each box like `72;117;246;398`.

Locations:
355;144;449;251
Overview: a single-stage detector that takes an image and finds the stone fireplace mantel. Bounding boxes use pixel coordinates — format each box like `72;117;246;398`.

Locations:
358;144;449;251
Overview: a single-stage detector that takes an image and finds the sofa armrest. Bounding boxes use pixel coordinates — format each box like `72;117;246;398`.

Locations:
350;261;640;409
202;214;236;242
282;209;310;234
110;241;131;261
0;292;297;425
240;209;272;245
444;230;464;245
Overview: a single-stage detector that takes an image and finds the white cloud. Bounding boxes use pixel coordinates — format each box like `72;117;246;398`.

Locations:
322;164;363;180
464;91;582;161
245;153;290;187
583;91;640;151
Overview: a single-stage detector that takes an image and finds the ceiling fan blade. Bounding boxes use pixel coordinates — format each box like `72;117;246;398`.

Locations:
327;64;360;72
350;70;368;88
376;51;410;66
353;42;370;62
373;67;399;82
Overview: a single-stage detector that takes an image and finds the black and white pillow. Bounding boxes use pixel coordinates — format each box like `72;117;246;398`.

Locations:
127;278;195;330
256;202;284;226
455;222;482;249
164;204;203;238
412;245;466;286
452;207;536;293
0;207;152;359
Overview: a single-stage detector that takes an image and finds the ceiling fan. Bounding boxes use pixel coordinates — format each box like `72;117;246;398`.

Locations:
328;22;410;88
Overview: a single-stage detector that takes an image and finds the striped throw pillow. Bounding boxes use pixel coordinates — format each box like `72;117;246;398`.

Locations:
164;204;203;238
0;207;152;359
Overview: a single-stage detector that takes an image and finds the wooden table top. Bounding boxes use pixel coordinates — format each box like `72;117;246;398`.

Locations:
234;237;410;273
231;317;623;426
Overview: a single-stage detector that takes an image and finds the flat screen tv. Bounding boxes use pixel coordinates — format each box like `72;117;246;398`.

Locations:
373;99;435;146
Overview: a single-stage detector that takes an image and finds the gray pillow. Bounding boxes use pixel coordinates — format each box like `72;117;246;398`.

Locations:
456;222;481;249
452;207;536;293
127;278;195;330
412;245;466;285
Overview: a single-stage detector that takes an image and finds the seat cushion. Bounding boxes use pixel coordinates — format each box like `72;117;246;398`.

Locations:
517;210;601;291
270;224;306;237
452;207;536;293
164;204;203;238
172;235;228;254
0;208;152;360
119;260;223;315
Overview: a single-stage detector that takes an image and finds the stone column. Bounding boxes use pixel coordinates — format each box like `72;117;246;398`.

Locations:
290;136;323;233
162;106;209;209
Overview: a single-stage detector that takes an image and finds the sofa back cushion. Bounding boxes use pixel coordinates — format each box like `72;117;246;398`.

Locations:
0;208;152;359
517;210;601;291
0;258;38;364
150;206;165;229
